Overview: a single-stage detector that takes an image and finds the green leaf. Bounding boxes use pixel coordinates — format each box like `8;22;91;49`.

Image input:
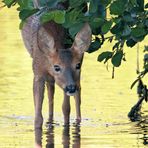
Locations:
69;23;84;38
126;39;137;47
41;10;65;24
131;27;146;38
144;54;148;62
111;22;124;34
123;12;134;23
145;19;148;27
87;38;101;53
3;0;15;8
110;0;128;15
40;12;54;23
89;0;98;13
46;0;61;8
69;0;85;8
19;9;39;21
90;18;104;29
32;0;61;8
19;20;27;29
93;18;104;25
54;10;65;24
137;0;144;11
122;25;131;36
63;9;80;28
144;64;148;71
113;42;120;50
144;46;148;52
111;50;123;67
130;0;137;6
17;0;33;10
101;20;112;34
133;36;145;42
100;0;111;6
97;51;113;62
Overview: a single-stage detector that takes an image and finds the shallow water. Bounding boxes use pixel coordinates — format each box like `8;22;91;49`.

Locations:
0;6;148;148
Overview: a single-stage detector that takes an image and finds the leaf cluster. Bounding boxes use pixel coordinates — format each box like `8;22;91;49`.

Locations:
2;0;148;68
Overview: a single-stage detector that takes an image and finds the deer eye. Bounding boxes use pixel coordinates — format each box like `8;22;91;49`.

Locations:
54;65;61;72
76;63;81;70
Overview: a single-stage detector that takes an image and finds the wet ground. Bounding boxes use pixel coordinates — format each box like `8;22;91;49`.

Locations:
0;6;148;148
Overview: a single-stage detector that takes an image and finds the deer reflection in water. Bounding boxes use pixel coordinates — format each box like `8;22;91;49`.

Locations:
35;125;81;148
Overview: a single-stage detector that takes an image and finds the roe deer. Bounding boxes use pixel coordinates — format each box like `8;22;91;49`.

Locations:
21;0;91;129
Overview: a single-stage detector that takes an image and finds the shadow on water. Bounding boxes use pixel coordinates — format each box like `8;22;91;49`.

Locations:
136;119;148;146
128;88;148;146
35;125;81;148
129;109;148;147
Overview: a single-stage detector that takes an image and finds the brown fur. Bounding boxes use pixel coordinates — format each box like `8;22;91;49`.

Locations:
21;10;91;129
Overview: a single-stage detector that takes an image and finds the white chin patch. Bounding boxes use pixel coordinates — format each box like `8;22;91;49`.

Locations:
66;92;76;96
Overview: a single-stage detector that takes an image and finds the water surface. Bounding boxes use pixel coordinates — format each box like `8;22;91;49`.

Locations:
0;6;148;148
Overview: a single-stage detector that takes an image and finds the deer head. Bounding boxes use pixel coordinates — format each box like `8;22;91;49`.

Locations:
37;23;92;96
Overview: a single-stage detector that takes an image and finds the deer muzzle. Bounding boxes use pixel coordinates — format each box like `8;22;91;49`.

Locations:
64;84;77;96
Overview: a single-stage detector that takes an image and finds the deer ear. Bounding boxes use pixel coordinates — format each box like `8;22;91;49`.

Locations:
72;23;92;54
38;27;56;54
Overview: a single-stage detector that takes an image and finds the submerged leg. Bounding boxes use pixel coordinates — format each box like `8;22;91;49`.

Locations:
33;76;45;129
74;89;81;124
62;92;70;125
46;79;55;124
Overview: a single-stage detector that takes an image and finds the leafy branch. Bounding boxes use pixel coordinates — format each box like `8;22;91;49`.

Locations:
131;46;148;90
2;0;148;69
128;46;148;120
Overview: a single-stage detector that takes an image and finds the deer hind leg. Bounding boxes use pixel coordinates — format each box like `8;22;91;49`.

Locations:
33;76;45;129
46;79;55;124
62;93;71;125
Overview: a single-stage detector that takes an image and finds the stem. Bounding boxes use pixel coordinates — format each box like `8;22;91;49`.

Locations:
137;43;140;74
112;66;115;79
104;35;115;40
96;35;115;41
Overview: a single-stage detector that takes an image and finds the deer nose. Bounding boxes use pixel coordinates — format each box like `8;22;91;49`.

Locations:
65;84;77;94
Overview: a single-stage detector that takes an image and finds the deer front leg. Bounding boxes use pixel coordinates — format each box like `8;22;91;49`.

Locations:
33;76;45;129
46;79;55;124
74;88;81;124
62;93;70;125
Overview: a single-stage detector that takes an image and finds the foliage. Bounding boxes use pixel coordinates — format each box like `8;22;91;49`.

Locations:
41;10;66;24
128;46;148;117
2;0;148;69
131;46;148;90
